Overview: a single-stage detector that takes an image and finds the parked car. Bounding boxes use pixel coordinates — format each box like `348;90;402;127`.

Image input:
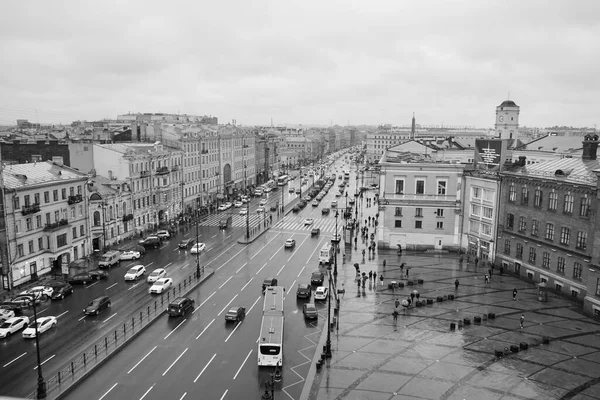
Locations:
83;296;111;316
11;295;40;307
295;188;301;194
289;187;295;193
311;271;325;286
234;201;243;208
0;316;30;338
303;304;318;319
20;286;53;300
67;273;95;285
239;208;248;216
89;269;108;280
167;297;195;317
218;204;228;211
98;250;122;268
311;228;321;236
50;283;73;300
292;205;300;213
190;243;206;254
0;308;15;323
314;287;329;301
178;238;195;249
155;230;170;240
256;206;265;213
224;202;233;209
296;284;312;299
259;199;268;206
147;268;167;283
120;250;141;261
224;306;246;322
0;302;23;316
139;236;161;249
284;238;296;248
22;316;57;338
149;278;173;294
321;208;330;215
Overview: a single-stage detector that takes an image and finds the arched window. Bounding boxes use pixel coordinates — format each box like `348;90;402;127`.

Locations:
93;211;101;226
109;206;114;220
122;202;127;216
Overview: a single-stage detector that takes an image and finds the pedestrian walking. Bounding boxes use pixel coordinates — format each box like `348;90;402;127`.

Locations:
405;268;409;279
395;298;400;308
379;274;384;286
368;271;373;280
484;274;489;284
373;271;377;282
475;257;479;267
488;268;492;277
513;288;518;301
455;279;459;290
393;309;399;322
410;292;415;301
520;314;524;329
382;259;386;268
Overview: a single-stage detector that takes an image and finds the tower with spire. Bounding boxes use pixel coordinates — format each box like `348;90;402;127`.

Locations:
495;99;520;139
411;113;416;140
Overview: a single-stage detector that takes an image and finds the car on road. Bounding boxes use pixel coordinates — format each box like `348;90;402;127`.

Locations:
321;208;330;215
239;208;248;216
296;284;311;299
20;286;53;300
259;199;268;206
289;187;295;193
224;306;246;322
303;304;318;319
335;191;342;197
178;238;195;249
257;206;266;213
224;202;233;209
298;201;307;209
310;271;325;286
120;250;141;260
0;316;30;338
50;282;73;300
168;297;195;317
312;200;319;207
67;272;95;285
292;205;300;213
295;189;301;194
124;265;146;281
218;204;228;211
241;196;250;203
22;316;57;338
331;233;341;243
349;198;355;205
311;228;321;236
83;296;111;316
149;278;173;294
284;238;296;248
262;277;278;292
147;268;167;283
190;242;206;254
139;236;161;249
314;287;329;301
0;308;15;323
304;218;314;226
302;196;312;202
234;201;243;208
155;230;170;240
89;269;108;280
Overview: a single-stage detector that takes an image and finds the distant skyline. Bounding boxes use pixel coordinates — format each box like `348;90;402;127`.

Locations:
1;0;599;128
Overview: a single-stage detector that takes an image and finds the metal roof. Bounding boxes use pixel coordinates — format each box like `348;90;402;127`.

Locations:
507;157;600;185
2;161;87;190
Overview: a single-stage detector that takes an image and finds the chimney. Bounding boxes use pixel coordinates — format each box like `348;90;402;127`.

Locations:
518;156;526;166
108;170;113;180
52;156;64;166
582;135;599;161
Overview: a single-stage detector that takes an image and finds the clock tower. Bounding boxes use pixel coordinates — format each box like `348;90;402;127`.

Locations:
495;99;520;139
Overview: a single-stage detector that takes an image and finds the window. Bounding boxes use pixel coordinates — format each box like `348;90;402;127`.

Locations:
545;223;555;240
394;220;402;228
80;225;85;236
482;207;493;219
531;220;539;236
521;186;529;205
528;247;536;264
38;237;43;251
24;195;30;207
416;180;425;194
506;213;514;230
508;184;516;202
53;190;58;201
436;221;444;229
573;262;582;280
35;215;41;228
415;221;423;229
57;233;67;248
72;227;77;239
481;223;492;236
34;193;40;205
596;278;600;296
516;243;523;259
26;218;32;231
472;187;481;199
518;216;527;232
61;188;67;200
44;191;50;203
69;186;74;196
28;240;34;254
394;180;404;194
542;252;550;269
17;244;24;257
437;181;447;195
436;208;444;217
504;239;511;255
534;188;543;207
563;193;573;214
415;208;423;217
548;191;557;210
579;196;591;217
394;207;402;216
560;227;571;245
576;231;587;250
45;213;50;225
54;210;60;222
70;208;76;219
557;257;565;274
13;197;20;209
471;204;481;216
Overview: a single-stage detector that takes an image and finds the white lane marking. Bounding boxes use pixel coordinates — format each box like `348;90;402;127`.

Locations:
160;244;168;249
216;245;248;272
37;308;48;315
224;320;243;343
236;262;248;273
164;319;187;340
193;291;216;313
86;281;99;289
128;283;139;291
179;392;187;400
306;237;325;264
220;390;228;400
233;349;253;380
99;382;118;400
78;315;86;321
139;383;155;400
247;296;262;314
3;352;26;368
218;276;233;289
206;244;236;267
218;295;238;316
240;278;253;292
196;318;215;340
269;248;281;260
251;234;279;259
181;263;189;269
162;348;188;376
56;310;69;319
256;263;267;275
277;264;286;276
287;280;297;295
103;313;117;323
145;262;154;268
297;265;306;278
211;234;217;238
164;262;173;269
33;354;55;370
128;346;157;374
194;353;216;383
226;234;232;239
106;282;118;290
289;235;310;262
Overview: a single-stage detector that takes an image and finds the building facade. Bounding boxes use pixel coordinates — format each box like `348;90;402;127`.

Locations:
495;100;520;140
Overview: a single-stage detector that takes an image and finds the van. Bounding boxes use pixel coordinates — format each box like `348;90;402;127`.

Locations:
167;297;195;317
98;250;121;268
318;243;334;265
219;216;232;230
139;236;161;249
262;277;278;292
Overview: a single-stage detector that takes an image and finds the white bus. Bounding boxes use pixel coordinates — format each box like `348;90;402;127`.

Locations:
258;286;285;366
277;175;289;186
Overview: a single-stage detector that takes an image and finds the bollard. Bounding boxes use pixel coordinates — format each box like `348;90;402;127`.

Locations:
148;306;150;316
316;360;322;370
167;292;170;300
94;344;97;357
71;362;74;375
542;336;550;344
132;317;135;328
105;337;108;348
448;294;455;300
510;345;519;353
155;301;157;311
488;312;496;319
114;331;117;342
458;320;463;328
123;324;126;335
161;296;164;305
83;353;86;365
184;279;187;288
474;316;482;324
495;349;503;358
58;371;61;384
463;318;471;326
483;314;488;321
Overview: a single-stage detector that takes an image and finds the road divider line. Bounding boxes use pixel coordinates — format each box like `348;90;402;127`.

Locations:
106;282;118;290
182;263;189;269
224;320;243;343
287;280;296;295
256;262;267;275
162;348;188;376
3;352;26;368
233;349;253;380
194;353;216;382
277;264;286;276
236;262;248;273
145;262;154;268
306;237;325;264
297;265;306;278
289;235;310;263
86;281;99;289
194;291;216;313
164;262;172;269
220;390;228;400
179;392;187;400
160;244;168;250
33;354;55;370
241;278;253;292
269;248;280;260
139;383;155;400
251;234;279;259
56;310;69;319
128;283;139;291
78;315;86;321
218;276;233;289
37;308;48;315
226;234;232;239
216;245;249;272
196;319;215;340
218;295;238;316
164;319;187;340
248;296;262;314
211;234;217;238
128;346;157;374
98;382;118;400
103;313;117;323
206;244;236;267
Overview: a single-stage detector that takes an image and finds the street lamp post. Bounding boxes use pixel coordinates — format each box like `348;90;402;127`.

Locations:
261;360;282;399
195;217;201;279
325;270;333;358
334;210;339;276
28;294;47;398
246;195;250;240
280;182;284;214
99;203;107;250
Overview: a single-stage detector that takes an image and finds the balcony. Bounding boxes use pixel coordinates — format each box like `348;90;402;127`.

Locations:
21;203;41;216
67;194;83;205
140;170;150;177
44;219;69;232
123;213;134;222
156;166;170;175
201;150;209;154
171;165;179;172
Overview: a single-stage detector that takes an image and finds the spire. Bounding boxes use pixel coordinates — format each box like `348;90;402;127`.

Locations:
411;113;416;140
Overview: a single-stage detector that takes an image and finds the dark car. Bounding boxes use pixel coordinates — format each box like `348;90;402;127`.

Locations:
178;238;195;249
303;304;318;320
139;236;161;249
262;277;278;292
311;271;325;286
292;206;300;213
321;208;330;215
224;306;246;322
67;273;95;285
296;284;311;299
270;205;277;212
50;283;73;300
298;201;307;208
83;296;111;316
0;302;23;315
89;270;108;280
167;297;195;317
311;228;321;236
11;295;39;308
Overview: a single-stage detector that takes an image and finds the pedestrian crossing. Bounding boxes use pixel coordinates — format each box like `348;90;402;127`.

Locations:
200;212;267;227
272;216;341;233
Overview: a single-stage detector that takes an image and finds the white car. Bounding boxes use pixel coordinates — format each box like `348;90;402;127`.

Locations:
156;230;170;239
239;208;248;216
224;202;233;209
0;316;29;338
234;201;243;208
147;268;167;283
20;286;53;299
0;309;15;322
257;206;265;213
314;287;329;301
259;199;268;206
149;278;173;294
263;187;272;193
120;251;141;261
218;204;228;211
304;218;314;226
312;200;319;207
22;316;57;338
124;265;146;281
190;243;206;254
241;196;250;203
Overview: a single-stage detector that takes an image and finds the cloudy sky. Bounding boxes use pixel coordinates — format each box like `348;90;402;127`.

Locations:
1;0;599;128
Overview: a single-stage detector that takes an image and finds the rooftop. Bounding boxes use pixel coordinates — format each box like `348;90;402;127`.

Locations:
2;161;87;190
505;156;600;185
516;133;584;154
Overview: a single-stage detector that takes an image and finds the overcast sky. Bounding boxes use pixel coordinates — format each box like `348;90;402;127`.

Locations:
1;0;599;128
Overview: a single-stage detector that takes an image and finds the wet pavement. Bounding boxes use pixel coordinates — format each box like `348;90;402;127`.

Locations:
305;202;600;400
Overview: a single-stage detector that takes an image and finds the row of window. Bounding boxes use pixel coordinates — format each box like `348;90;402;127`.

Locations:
16;225;86;258
504;239;583;280
471;187;495;202
506;214;588;249
394;207;446;217
16;206;85;233
508;185;591;216
13;186;83;209
394;220;445;229
394;179;448;195
132;156;181;174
